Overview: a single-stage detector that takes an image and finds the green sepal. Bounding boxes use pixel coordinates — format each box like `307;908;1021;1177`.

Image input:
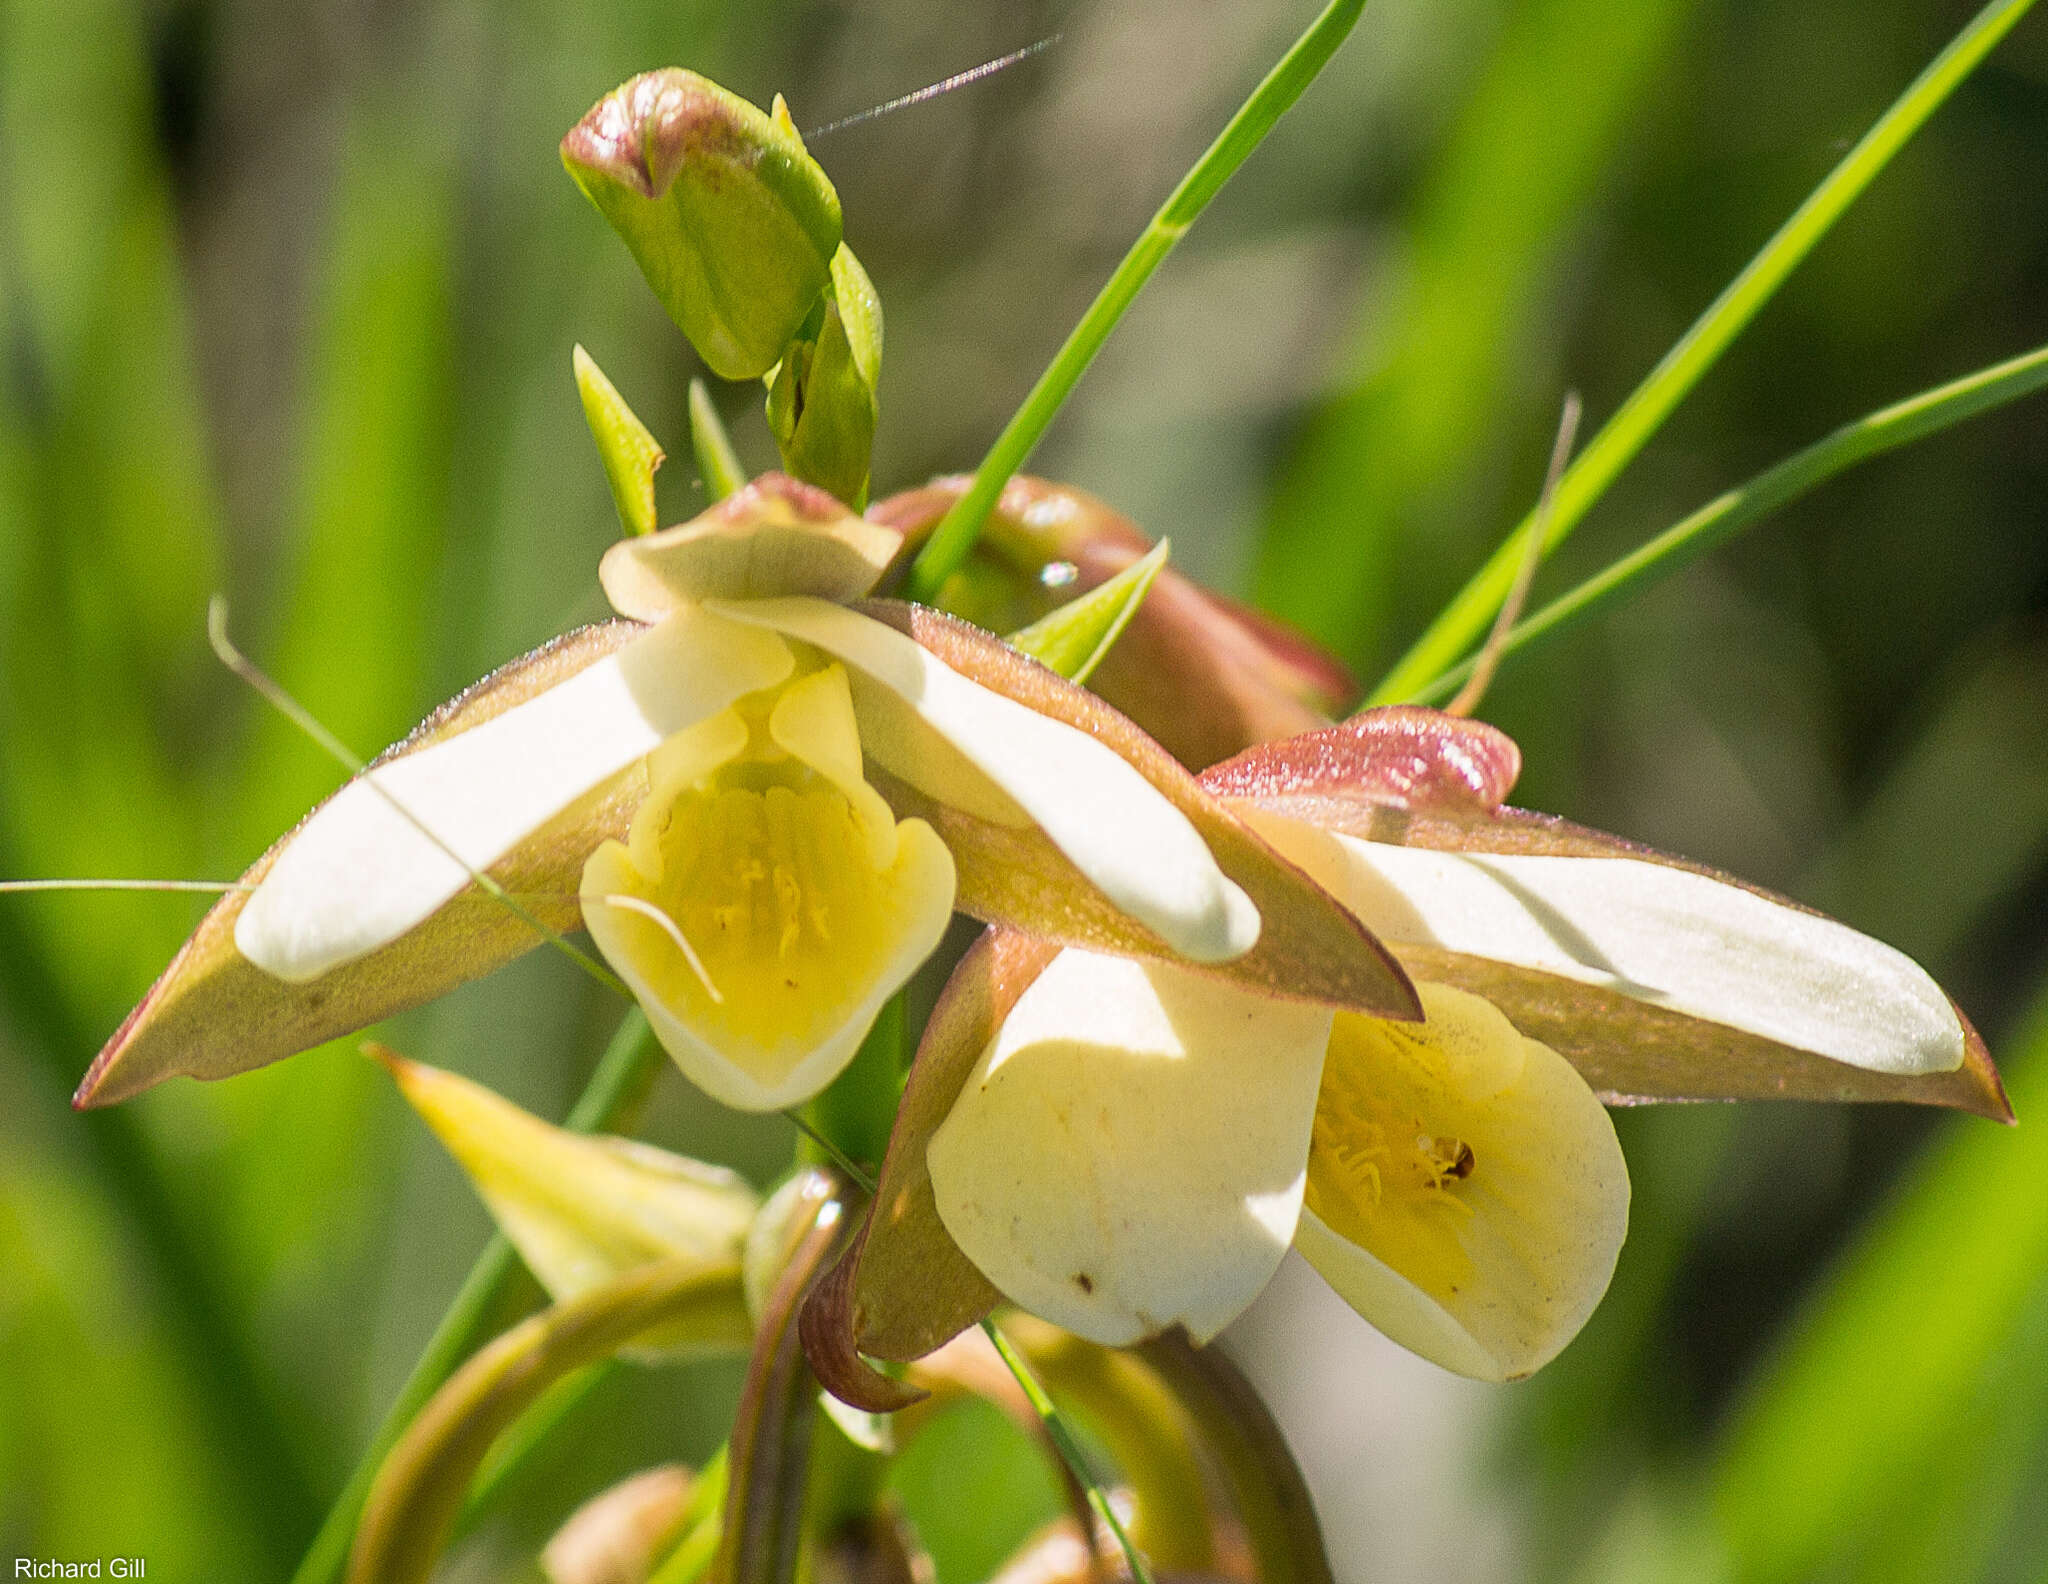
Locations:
574;345;665;537
562;70;842;381
1007;538;1169;683
764;245;881;508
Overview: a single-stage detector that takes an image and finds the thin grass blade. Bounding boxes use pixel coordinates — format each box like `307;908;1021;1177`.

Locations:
1370;0;2040;705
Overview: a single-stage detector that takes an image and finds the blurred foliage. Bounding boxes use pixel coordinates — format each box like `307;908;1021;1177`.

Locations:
1;1;2045;1581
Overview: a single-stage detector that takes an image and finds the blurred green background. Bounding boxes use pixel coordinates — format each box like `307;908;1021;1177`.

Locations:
3;0;2047;1579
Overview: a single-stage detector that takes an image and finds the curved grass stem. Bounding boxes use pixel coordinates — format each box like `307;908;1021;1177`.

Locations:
1404;342;2048;706
288;1010;665;1584
1369;0;2040;705
906;0;1370;599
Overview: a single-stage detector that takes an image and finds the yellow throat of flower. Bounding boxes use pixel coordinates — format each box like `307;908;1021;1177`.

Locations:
581;658;954;1109
1303;1007;1512;1304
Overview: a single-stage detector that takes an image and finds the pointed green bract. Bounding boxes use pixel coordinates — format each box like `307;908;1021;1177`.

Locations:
574;345;665;537
562;70;842;381
376;1047;759;1340
690;378;748;501
1007;539;1169;684
765;245;882;507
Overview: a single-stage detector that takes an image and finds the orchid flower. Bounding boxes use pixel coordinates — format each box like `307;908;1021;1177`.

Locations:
78;476;1418;1114
806;708;2003;1396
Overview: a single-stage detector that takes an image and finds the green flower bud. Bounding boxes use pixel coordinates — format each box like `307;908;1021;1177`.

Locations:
562;70;843;381
765;244;882;507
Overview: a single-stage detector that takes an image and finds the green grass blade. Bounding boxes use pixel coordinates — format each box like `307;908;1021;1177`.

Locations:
905;0;1369;599
1254;0;1697;665
288;1010;665;1584
982;1319;1158;1584
1404;341;2048;705
1369;0;2039;705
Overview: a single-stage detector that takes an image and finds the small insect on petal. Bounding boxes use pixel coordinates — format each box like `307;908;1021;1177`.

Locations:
1294;983;1629;1382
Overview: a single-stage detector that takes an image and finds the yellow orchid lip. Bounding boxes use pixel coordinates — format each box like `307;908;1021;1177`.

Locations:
1294;984;1629;1383
579;661;956;1113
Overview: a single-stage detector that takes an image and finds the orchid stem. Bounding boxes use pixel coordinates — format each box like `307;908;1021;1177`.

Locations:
1369;0;2039;706
983;1319;1158;1584
905;0;1369;600
1405;340;2048;707
288;1010;665;1584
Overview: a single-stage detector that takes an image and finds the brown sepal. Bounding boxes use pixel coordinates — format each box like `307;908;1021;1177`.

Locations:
802;930;1056;1401
76;622;647;1108
861;601;1420;1023
1207;709;2009;1121
1202;705;1522;819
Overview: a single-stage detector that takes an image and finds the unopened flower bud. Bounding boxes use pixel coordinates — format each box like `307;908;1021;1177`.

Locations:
563;69;843;381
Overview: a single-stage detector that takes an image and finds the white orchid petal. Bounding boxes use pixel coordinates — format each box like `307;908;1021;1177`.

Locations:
927;950;1332;1346
1241;814;1964;1077
237;611;795;982
708;597;1261;964
1294;983;1630;1382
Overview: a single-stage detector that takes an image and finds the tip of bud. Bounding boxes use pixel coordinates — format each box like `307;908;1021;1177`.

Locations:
561;69;753;199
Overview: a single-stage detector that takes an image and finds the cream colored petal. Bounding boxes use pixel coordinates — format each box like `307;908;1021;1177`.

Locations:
709;597;1260;965
1294;983;1628;1382
582;817;955;1113
382;1051;759;1303
927;949;1332;1347
236;611;795;983
1241;812;1964;1077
